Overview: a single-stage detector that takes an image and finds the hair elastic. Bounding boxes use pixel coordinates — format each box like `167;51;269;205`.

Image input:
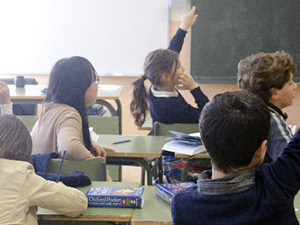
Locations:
141;75;148;81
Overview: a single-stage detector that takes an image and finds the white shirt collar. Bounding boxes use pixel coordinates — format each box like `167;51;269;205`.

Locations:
151;86;178;98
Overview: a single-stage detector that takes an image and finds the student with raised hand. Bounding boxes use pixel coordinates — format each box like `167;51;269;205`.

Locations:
0;81;12;114
131;49;208;130
130;6;208;132
238;51;297;162
0;114;87;225
172;91;300;225
31;56;114;161
130;8;208;182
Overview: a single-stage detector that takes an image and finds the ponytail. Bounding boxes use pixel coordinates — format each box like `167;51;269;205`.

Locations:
130;49;179;127
130;76;149;127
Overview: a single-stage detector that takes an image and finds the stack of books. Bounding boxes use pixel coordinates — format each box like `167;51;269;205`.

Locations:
162;131;206;155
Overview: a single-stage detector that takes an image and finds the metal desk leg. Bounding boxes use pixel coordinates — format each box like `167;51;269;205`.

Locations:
158;157;163;184
107;157;154;185
115;99;122;134
180;158;211;182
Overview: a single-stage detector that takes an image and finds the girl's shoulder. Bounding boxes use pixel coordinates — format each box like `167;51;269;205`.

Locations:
42;102;79;115
0;158;34;176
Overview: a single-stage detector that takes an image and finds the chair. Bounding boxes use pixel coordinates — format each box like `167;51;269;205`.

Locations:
0;78;14;84
88;116;119;134
24;78;38;85
152;121;210;182
0;77;38;85
47;157;107;181
88;116;121;182
153;121;199;136
12;78;38;115
18;115;38;131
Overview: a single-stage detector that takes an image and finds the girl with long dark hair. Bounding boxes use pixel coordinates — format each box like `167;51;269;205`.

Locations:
31;56;113;160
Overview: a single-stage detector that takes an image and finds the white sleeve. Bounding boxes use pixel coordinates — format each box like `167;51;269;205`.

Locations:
0;103;13;114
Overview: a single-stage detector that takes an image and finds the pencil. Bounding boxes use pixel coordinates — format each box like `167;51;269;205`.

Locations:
113;139;131;144
56;150;67;183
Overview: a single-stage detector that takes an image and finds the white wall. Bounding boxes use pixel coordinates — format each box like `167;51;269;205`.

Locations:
0;0;169;75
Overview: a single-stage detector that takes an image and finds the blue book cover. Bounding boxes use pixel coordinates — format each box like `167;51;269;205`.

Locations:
156;182;196;204
86;186;144;208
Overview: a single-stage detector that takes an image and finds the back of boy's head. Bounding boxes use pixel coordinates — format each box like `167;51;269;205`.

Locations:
237;51;296;102
0;114;32;163
199;91;270;173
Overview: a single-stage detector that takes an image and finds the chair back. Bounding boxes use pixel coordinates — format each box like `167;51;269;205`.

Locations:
47;157;106;181
88;116;121;181
18;115;38;131
0;77;38;85
153;121;199;136
24;78;38;85
88;116;119;134
0;78;14;84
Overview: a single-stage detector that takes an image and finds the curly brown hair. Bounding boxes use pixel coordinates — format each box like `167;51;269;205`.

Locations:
237;51;296;103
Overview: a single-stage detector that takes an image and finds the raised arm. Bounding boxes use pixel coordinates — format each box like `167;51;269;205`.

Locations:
168;6;198;53
270;128;300;195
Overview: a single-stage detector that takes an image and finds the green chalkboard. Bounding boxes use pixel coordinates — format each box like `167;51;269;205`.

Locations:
191;0;300;84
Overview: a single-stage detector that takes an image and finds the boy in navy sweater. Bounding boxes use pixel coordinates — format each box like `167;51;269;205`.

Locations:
172;91;300;225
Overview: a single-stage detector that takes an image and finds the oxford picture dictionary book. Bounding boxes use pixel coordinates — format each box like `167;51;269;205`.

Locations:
86;186;144;208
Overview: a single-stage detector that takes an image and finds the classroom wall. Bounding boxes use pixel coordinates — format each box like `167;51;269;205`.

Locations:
1;1;299;134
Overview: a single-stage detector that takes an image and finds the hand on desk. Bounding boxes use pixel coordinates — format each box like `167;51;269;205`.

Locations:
92;143;115;159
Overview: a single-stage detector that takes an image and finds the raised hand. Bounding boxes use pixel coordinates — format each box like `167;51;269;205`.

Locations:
180;6;198;31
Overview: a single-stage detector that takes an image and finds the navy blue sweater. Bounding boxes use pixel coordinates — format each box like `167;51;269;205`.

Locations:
148;28;209;132
149;87;208;126
172;129;300;225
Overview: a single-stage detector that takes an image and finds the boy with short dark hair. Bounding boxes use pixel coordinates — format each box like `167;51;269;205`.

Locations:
172;91;300;225
238;51;297;162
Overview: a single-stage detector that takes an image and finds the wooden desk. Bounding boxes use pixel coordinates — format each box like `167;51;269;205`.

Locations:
132;186;172;225
8;84;123;134
38;181;139;224
97;135;169;185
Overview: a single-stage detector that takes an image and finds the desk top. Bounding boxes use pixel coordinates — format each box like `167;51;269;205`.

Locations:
131;186;172;225
8;84;123;100
175;148;209;159
97;135;169;158
38;181;139;222
294;191;300;220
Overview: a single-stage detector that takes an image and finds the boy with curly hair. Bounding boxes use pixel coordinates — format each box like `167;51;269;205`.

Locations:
238;51;297;162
